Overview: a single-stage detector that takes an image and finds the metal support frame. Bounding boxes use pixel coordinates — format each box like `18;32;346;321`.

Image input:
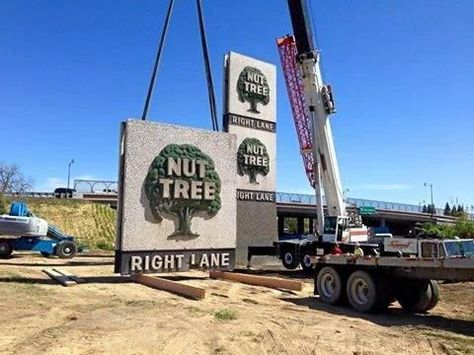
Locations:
277;36;315;186
73;179;118;193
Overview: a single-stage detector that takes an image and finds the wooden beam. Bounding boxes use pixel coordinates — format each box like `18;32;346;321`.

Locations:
53;268;86;284
209;271;302;291
133;274;205;300
42;268;76;287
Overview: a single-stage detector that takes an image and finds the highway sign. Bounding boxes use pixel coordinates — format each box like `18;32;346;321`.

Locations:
359;206;376;215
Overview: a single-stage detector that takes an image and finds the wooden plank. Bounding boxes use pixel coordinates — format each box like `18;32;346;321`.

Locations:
133;274;205;300
42;268;76;287
52;268;86;284
209;271;302;291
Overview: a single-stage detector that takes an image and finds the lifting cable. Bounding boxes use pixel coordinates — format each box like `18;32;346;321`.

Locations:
141;0;219;132
141;0;174;121
196;0;219;131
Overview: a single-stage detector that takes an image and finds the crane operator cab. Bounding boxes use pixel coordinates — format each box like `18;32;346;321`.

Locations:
322;215;369;243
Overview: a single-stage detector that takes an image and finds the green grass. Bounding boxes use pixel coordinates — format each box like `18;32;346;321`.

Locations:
213;308;238;321
423;330;474;354
23;198;117;251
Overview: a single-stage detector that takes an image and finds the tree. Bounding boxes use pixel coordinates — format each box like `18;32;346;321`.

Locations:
417;218;474;239
451;204;458;216
144;144;221;239
0;193;8;215
452;218;474;238
237;66;270;114
444;202;451;216
426;204;436;215
422;204;427;213
415;222;451;239
0;162;33;194
237;137;270;184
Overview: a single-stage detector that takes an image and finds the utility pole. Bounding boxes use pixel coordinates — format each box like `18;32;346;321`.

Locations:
424;182;434;219
67;159;75;189
418;200;425;212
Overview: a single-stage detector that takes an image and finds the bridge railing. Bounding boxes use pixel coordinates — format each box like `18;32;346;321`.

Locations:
4;192;55;198
276;192;473;219
5;190;472;220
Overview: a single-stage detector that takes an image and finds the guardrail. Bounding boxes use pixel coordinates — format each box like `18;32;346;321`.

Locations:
4;192;56;198
276;192;474;219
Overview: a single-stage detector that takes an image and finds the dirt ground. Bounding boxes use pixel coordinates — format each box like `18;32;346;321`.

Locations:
0;254;472;355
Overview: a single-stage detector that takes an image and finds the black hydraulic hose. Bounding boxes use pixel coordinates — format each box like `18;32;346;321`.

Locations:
196;0;219;131
141;0;175;121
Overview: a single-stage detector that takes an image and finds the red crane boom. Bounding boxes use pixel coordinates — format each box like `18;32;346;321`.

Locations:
277;36;315;187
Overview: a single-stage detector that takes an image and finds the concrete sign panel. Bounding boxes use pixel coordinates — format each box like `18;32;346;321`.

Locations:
223;52;277;264
224;51;277;195
115;120;237;275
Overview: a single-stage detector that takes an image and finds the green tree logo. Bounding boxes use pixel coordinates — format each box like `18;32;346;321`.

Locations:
237;66;270;114
144;144;221;239
237;138;270;184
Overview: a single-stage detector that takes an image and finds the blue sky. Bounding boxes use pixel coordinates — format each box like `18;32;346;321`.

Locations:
1;0;473;209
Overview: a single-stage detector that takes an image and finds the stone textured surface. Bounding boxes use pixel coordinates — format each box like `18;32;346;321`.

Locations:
223;52;278;264
224;51;277;193
118;120;237;252
225;51;276;122
235;201;278;265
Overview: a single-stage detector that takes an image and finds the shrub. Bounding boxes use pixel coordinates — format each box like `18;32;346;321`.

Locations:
0;194;9;215
213;309;238;321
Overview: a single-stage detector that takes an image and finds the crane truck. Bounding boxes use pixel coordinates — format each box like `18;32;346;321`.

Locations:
249;0;474;313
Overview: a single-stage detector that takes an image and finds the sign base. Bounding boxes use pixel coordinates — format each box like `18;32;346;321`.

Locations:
115;248;235;275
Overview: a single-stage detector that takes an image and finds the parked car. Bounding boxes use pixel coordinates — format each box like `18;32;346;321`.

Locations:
54;188;76;199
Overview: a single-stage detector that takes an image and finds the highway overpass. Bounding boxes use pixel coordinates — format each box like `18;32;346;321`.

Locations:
10;191;467;236
82;191;461;235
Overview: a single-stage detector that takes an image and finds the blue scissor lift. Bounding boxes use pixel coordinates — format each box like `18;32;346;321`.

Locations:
0;202;78;258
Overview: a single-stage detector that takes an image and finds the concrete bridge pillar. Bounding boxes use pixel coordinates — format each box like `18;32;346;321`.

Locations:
278;216;284;235
297;217;305;234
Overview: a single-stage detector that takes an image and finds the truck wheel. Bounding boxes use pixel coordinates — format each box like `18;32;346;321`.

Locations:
300;254;314;274
0;240;13;258
316;266;344;304
282;250;299;270
396;280;432;313
55;241;77;259
425;280;440;311
346;270;378;313
376;273;398;311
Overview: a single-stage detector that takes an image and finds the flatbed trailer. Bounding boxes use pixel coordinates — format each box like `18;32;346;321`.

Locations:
248;240;377;272
311;254;474;313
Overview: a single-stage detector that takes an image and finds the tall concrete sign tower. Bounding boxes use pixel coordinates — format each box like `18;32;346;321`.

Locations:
223;52;277;264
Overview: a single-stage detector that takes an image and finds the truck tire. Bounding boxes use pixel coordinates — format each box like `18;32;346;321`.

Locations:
281;249;299;270
346;270;378;313
316;266;344;304
0;240;13;258
55;241;77;259
300;254;314;274
374;276;395;312
396;280;432;313
425;280;440;311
